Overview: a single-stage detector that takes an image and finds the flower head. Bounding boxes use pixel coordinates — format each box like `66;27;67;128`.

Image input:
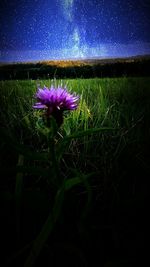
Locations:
33;86;79;126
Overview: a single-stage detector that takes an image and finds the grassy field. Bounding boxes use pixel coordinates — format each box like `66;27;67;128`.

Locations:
0;77;150;266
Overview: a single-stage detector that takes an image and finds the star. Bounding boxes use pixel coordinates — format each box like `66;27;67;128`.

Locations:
0;0;150;62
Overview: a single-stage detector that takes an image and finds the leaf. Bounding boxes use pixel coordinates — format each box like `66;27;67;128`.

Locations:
64;176;82;191
64;171;97;191
64;127;116;140
57;127;115;162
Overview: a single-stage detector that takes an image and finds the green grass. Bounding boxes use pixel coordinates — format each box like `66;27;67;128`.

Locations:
0;77;150;192
0;77;150;266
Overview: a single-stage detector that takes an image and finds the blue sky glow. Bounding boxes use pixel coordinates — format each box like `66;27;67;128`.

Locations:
0;0;150;62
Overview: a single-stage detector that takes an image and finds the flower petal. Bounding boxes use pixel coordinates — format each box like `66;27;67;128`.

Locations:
33;103;47;109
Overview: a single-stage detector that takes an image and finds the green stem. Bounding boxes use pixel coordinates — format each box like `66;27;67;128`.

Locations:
48;134;61;187
15;154;24;245
24;186;65;267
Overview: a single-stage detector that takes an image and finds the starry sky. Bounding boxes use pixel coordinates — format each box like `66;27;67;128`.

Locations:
0;0;150;62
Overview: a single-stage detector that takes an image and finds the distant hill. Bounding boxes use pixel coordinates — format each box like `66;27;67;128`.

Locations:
1;54;150;66
0;55;150;80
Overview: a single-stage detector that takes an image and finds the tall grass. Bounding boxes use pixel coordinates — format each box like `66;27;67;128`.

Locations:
1;77;149;193
0;77;150;266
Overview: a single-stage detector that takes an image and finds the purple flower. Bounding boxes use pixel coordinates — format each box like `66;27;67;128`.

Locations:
33;86;79;126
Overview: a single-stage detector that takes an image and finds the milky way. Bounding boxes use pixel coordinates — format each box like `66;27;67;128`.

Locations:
0;0;150;62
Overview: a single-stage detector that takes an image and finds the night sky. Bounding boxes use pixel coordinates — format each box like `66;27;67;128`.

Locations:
0;0;150;62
